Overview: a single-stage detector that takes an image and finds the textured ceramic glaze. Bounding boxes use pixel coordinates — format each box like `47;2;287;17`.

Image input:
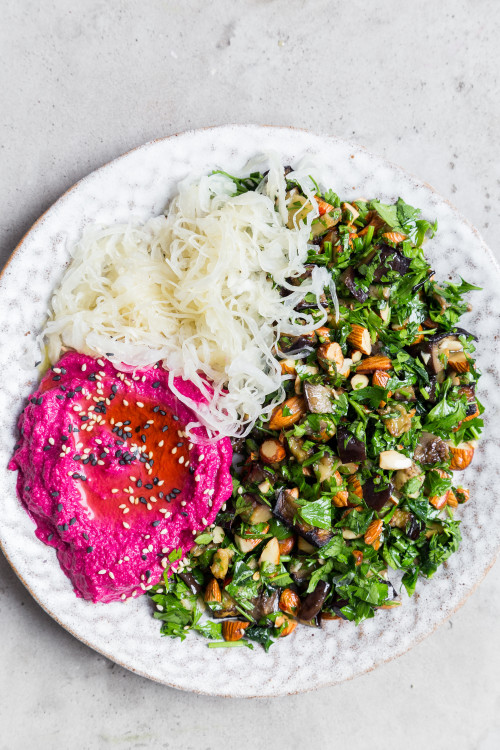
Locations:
1;126;499;698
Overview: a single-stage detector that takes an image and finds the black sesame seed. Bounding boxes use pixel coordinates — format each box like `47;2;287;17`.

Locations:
73;454;81;461
60;368;67;374
83;457;90;464
87;546;93;553
53;375;61;381
48;533;54;541
43;445;51;451
30;397;36;404
140;435;146;443
152;381;160;389
116;439;124;446
57;503;63;512
141;555;147;561
61;435;68;442
111;384;118;394
67;390;76;398
55;395;64;400
177;442;183;447
153;477;159;485
146;569;152;578
180;511;188;517
100;452;107;459
80;416;89;422
83;532;89;540
189;466;195;474
153;406;160;413
51;491;60;497
25;485;31;491
136;479;142;488
152;521;160;527
80;475;87;481
115;450;122;458
69;517;77;525
60;385;67;392
173;415;179;421
139;497;147;505
75;386;83;392
88;373;96;381
159;410;166;416
162;426;169;433
72;472;80;479
36;397;43;405
143;424;150;429
145;483;153;490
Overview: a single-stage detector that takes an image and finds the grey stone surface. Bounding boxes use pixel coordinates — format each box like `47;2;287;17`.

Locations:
0;0;499;748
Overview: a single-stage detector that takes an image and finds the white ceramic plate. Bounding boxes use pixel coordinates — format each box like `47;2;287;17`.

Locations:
1;125;499;697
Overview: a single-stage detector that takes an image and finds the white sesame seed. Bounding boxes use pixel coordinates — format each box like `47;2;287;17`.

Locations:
192;530;197;535
202;517;207;525
141;375;146;383
160;529;168;535
156;605;164;611
147;503;152;510
119;504;126;509
72;405;81;412
111;488;119;494
145;585;153;591
129;495;135;502
97;359;104;366
172;447;177;455
145;534;151;539
48;437;55;446
188;443;193;450
98;570;106;575
108;571;115;580
123;508;129;514
147;419;154;425
99;370;106;377
181;500;187;506
81;364;87;372
124;556;130;561
123;522;130;529
161;558;168;568
222;503;227;511
140;583;146;591
129;476;136;481
120;593;126;600
97;460;105;466
53;367;61;374
137;402;144;408
158;440;164;448
95;438;102;445
185;461;190;468
132;590;138;597
158;480;164;486
198;454;205;461
178;456;184;465
148;544;153;552
195;475;201;482
123;399;129;406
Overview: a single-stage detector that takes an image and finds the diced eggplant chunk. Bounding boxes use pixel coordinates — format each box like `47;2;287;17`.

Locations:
406;515;425;541
337;425;366;463
211;591;239;619
178;571;203;596
304;382;334;413
340;267;369;303
249;590;279;622
298;580;331;621
372;244;411;282
273;489;333;548
363;477;393;512
279;336;316;357
413;431;450;465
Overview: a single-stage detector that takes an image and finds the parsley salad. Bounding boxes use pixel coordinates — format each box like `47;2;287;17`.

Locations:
148;167;482;650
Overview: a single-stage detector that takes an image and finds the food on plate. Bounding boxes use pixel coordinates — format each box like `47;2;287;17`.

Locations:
9;352;232;602
9;160;482;651
144;167;482;649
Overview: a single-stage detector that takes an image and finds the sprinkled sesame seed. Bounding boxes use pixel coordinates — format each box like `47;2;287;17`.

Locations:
178;456;185;465
111;488;119;494
137;402;144;408
123;522;130;529
160;529;168;535
172;447;177;455
181;500;187;506
108;571;115;580
192;530;197;535
195;475;201;482
98;569;106;575
123;399;129;406
81;364;87;371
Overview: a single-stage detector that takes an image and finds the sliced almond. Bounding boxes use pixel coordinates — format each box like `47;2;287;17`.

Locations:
269;396;306;430
379;450;412;470
259;439;286;464
347;325;372;355
204;578;222;604
317;342;344;373
372;369;391;388
350;373;369;390
448;351;469;373
222;620;249;642
356;355;392;374
364;519;383;545
279;588;301;616
259;537;280;566
447;441;475;470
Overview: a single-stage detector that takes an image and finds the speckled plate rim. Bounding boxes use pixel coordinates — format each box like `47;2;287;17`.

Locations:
1;124;499;698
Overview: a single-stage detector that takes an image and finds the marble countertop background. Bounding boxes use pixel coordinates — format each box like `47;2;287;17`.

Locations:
1;1;499;748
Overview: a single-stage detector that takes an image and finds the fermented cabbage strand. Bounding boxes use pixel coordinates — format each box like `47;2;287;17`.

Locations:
43;164;334;440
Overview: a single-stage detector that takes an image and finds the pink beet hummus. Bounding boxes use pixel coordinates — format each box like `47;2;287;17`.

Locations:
9;352;233;603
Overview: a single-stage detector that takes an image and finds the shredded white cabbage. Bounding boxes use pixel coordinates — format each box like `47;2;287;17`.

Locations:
43;162;336;440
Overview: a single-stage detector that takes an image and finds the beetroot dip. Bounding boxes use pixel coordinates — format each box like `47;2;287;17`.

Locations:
9;352;233;603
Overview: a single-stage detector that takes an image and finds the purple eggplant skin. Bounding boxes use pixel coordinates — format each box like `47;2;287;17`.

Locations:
178;571;203;597
273;489;333;548
340;267;369;303
405;515;425;541
363;477;393;512
337;425;367;463
372;244;411;282
298;580;331;621
412;269;434;294
249;590;279;622
413;431;449;465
